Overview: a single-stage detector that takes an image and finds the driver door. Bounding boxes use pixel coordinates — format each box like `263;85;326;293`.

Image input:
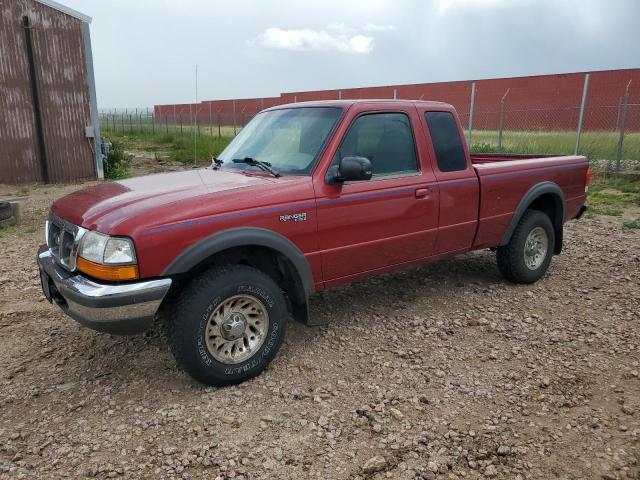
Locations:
314;105;439;287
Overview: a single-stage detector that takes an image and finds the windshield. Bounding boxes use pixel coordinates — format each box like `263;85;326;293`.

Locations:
217;107;342;175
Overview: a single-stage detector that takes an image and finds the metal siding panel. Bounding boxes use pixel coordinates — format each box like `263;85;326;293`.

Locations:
0;0;42;183
1;1;95;184
30;2;94;183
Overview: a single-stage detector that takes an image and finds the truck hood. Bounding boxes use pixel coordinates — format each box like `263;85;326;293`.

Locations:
52;169;278;232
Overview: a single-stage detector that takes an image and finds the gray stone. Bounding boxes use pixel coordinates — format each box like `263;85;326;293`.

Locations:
363;455;387;474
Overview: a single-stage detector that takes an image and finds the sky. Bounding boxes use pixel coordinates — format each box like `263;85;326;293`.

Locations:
58;0;640;109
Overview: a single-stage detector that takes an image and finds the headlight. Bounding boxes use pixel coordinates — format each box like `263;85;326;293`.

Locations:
104;238;136;264
79;232;136;264
79;231;110;263
77;232;138;281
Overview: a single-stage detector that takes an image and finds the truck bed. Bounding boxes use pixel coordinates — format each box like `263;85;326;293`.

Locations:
470;153;589;249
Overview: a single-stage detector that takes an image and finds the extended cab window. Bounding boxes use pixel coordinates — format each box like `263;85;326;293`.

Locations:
425;111;467;172
335;113;418;177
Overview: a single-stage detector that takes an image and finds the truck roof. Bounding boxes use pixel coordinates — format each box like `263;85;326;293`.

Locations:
265;99;453;111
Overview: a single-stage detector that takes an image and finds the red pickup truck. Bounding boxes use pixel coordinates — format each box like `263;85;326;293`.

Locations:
37;100;589;385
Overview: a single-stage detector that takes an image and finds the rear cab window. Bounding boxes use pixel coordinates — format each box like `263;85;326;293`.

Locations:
425;111;467;173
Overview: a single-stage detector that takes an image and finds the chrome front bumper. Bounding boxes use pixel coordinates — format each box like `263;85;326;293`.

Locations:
37;245;172;334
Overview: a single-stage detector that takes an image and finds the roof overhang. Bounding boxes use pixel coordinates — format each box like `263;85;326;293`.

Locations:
35;0;92;24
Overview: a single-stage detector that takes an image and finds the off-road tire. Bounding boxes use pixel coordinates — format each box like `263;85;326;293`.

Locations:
497;210;555;284
0;203;12;221
169;265;287;386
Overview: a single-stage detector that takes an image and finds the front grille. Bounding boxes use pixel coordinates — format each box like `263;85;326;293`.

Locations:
46;212;86;271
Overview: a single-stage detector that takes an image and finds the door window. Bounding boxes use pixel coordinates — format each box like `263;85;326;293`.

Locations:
335;113;418;177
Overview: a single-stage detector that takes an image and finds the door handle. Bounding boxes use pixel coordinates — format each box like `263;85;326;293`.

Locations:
415;188;430;198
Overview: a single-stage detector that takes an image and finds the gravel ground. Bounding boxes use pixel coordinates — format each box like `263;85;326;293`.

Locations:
0;177;639;480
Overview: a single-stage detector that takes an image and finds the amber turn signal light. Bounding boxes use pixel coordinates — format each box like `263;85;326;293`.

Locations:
77;257;139;281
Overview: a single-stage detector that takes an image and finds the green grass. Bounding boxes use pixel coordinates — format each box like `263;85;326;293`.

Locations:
469;130;640;160
102;129;233;165
8;186;31;196
623;219;640;229
0;224;16;238
587;176;640;217
103;122;640;162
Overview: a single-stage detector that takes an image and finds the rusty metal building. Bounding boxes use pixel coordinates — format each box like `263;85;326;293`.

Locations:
0;0;102;184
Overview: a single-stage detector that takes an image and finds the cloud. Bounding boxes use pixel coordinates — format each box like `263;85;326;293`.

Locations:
435;0;519;13
250;27;375;54
327;22;354;35
362;24;397;32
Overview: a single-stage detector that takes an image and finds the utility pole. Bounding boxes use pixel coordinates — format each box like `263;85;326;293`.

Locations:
194;64;198;166
467;82;476;147
574;73;590;155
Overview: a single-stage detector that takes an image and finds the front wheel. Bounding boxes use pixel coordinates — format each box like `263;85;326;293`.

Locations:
496;210;555;284
170;265;287;386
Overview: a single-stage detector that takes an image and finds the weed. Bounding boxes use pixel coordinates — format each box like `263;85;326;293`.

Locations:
622;219;640;229
104;140;131;180
0;224;16;238
12;187;31;196
470;142;522;155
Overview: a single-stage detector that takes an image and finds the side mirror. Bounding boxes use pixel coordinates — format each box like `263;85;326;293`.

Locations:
326;156;373;184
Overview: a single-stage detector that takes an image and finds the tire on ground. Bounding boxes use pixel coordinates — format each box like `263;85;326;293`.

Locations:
497;209;555;284
0;203;12;221
169;264;287;386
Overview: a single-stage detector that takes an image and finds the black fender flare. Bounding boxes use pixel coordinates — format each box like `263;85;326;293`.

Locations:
162;227;315;301
500;181;565;252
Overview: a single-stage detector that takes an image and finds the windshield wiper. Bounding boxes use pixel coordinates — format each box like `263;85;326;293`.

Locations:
232;157;281;177
211;157;223;170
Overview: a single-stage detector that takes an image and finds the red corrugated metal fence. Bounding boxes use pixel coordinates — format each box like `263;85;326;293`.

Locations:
154;69;640;132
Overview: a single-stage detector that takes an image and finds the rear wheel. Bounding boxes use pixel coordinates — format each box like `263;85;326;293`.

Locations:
497;210;555;284
170;265;287;386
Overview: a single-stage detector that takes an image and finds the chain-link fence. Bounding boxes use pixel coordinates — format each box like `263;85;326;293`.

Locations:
100;73;640;173
461;76;639;173
99;107;240;139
